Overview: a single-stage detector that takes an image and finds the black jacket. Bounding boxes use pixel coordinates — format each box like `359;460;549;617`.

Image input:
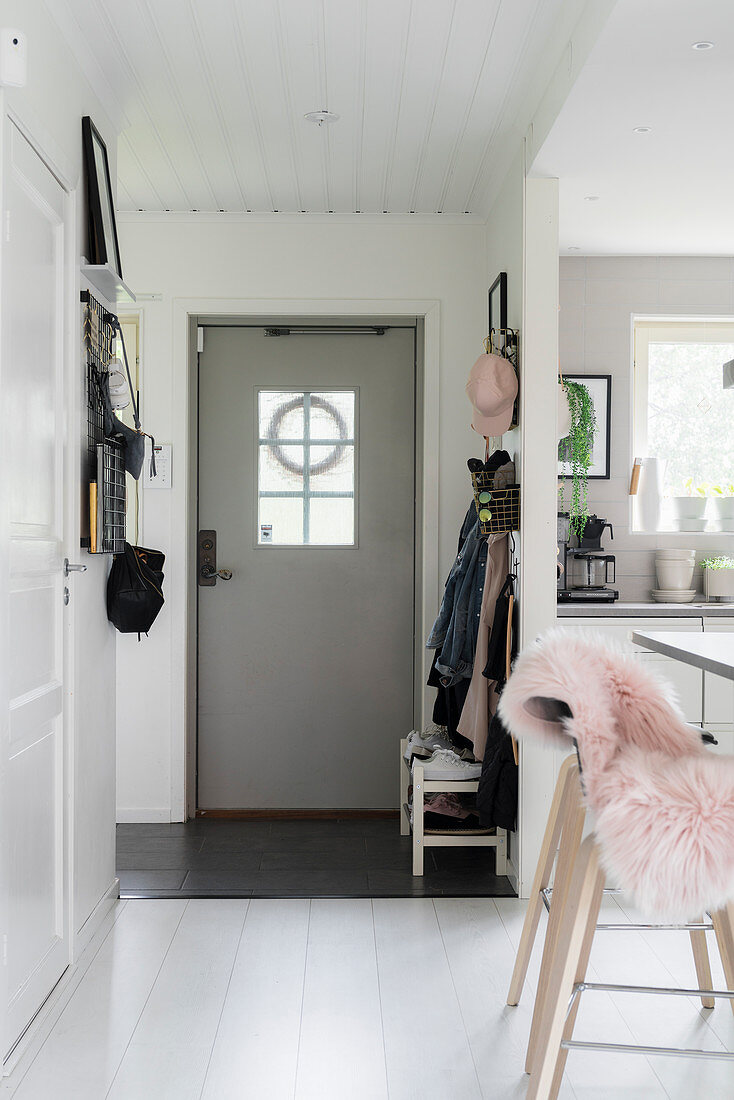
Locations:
477;711;517;831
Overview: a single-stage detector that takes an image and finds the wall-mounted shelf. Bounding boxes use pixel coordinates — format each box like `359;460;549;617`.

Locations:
81;261;136;304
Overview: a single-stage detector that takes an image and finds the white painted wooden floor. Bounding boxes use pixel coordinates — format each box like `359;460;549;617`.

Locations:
4;894;734;1099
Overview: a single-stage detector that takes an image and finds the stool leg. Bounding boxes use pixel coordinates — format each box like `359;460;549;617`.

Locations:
507;755;578;1007
526;767;585;1074
712;902;734;1016
527;836;605;1100
689;922;715;1009
548;878;604;1097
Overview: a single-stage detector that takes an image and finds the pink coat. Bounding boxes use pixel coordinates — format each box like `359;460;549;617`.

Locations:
498;629;734;921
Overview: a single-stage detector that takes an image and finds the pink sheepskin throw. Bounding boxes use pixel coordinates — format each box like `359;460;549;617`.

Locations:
498;629;734;921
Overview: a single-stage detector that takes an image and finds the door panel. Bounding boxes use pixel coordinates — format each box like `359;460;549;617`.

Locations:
1;121;69;1054
197;326;416;808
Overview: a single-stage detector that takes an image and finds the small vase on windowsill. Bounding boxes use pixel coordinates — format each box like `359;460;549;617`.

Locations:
671;495;707;532
713;494;734;532
635;457;664;532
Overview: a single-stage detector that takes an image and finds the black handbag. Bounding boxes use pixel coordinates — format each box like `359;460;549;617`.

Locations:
107;543;165;637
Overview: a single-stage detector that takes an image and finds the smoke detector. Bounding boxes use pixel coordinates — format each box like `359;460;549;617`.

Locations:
304;110;340;127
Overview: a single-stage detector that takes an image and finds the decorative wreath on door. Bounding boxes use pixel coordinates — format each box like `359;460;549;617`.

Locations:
266;394;349;476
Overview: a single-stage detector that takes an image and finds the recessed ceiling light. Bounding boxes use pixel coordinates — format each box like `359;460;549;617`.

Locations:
304;110;340;126
692;40;715;50
633;125;652;133
584;195;600;202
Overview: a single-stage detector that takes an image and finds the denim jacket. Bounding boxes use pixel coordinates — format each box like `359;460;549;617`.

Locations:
426;502;488;686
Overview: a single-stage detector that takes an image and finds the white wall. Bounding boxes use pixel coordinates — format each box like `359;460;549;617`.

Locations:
115;213;488;820
485;151;565;897
559;255;734;599
1;0;119;946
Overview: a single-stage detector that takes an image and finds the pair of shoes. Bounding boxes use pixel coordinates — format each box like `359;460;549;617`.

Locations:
424;792;472;819
403;723;454;764
413;748;481;781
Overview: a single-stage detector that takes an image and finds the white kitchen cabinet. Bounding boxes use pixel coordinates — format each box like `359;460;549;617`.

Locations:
561;617;703;724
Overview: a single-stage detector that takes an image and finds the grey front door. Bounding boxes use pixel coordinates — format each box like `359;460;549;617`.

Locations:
197;325;416;809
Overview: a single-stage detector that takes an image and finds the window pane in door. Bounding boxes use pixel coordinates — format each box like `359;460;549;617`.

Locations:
309;497;355;545
310;391;355;438
259;391;304;439
309;445;354;491
258;444;304;491
258;496;304;545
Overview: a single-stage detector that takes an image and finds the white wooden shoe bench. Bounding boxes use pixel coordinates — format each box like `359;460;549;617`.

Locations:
399;737;508;876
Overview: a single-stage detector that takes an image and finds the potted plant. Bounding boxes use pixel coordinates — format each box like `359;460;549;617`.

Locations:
671;478;708;530
712;484;734;530
558;379;596;541
702;556;734;602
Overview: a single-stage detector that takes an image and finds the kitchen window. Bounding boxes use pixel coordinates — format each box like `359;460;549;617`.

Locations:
633;320;734;530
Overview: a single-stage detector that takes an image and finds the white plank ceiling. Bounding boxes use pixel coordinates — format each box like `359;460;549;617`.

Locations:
58;0;578;215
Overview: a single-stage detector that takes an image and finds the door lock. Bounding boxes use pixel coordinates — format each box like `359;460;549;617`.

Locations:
198;530;232;585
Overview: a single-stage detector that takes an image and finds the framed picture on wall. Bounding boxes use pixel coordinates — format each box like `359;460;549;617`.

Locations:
82;116;123;279
558;374;612;480
488;271;507;333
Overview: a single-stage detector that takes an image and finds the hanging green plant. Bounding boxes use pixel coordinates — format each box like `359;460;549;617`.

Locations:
558;380;597;540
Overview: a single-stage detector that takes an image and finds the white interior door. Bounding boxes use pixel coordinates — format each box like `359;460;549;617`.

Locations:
0;120;70;1056
197;325;416;809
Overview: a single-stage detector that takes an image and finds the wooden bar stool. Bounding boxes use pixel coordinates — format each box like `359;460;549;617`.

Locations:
526;834;734;1100
495;630;734;1100
508;754;721;1076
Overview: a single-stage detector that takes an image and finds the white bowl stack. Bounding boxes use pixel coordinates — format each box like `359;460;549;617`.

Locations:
653;549;697;603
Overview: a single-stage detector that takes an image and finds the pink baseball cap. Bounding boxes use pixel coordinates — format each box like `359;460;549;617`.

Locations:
465;353;518;436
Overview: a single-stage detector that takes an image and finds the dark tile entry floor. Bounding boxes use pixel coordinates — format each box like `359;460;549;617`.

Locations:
117;818;516;899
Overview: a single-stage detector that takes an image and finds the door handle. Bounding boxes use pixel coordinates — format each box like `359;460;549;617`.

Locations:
64;559;88;576
200;564;233;582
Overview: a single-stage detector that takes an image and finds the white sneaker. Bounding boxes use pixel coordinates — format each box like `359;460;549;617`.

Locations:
413;749;481;781
403;723;454;763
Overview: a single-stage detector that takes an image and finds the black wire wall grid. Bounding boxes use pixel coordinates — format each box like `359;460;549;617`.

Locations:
82;289;126;553
470;471;520;534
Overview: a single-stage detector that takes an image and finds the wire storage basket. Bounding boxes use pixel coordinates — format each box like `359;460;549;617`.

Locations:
470;471;520;534
82;289;128;553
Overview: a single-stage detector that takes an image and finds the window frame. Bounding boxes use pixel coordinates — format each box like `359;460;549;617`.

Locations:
633;317;734;531
254;386;359;548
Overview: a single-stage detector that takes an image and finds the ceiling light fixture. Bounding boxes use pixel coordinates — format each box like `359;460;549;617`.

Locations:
691;40;715;50
304;110;340;126
633;125;652;133
584;195;600;202
568;246;581;252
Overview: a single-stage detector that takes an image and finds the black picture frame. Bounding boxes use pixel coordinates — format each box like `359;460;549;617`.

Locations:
558;374;612;480
82;116;123;279
488;271;507;333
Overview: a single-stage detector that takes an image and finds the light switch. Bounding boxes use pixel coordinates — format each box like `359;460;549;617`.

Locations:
144;443;172;489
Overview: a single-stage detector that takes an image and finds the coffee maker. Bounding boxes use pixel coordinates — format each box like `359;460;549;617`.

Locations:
557;513;619;603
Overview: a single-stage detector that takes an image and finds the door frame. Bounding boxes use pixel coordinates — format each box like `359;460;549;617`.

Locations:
173;298;440;819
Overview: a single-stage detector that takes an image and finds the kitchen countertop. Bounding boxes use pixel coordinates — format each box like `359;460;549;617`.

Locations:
557;601;734;618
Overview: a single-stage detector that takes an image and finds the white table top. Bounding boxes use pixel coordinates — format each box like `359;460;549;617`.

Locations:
631;631;734;681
